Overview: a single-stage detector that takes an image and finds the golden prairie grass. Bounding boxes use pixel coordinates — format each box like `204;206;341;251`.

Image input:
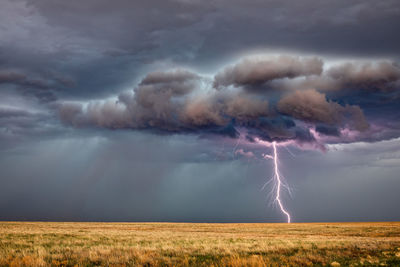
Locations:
0;222;399;266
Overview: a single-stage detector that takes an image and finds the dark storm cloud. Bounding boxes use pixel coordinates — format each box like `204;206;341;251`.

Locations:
0;69;58;102
1;0;399;101
1;0;400;223
227;60;400;93
277;89;369;131
59;68;269;135
0;104;60;150
326;61;400;91
315;125;340;137
58;55;400;149
140;70;201;86
59;69;202;130
0;0;216;100
213;56;323;88
0;106;33;118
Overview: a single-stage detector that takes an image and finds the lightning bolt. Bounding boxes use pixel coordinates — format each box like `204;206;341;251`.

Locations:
271;141;291;223
231;135;292;223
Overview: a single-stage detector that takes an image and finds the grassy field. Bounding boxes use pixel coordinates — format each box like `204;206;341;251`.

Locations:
0;222;399;266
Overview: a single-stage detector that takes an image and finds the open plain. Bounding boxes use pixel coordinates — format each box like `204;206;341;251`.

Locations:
0;222;399;266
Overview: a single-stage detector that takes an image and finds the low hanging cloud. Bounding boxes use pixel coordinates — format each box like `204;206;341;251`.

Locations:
277;89;369;131
60;69;269;138
326;61;400;91
59;54;400;149
269;60;400;92
0;69;63;102
213;56;323;89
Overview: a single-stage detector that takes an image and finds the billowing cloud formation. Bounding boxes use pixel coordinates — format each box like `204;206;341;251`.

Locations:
327;61;400;91
271;61;400;92
59;55;400;149
60;68;269;138
213;56;323;88
277;89;369;131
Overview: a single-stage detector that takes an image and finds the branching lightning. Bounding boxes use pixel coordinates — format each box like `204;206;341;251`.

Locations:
271;141;291;223
229;135;292;223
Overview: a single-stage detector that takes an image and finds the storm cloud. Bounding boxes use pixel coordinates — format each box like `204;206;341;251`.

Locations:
213;56;323;88
59;68;270;137
58;55;400;150
277;89;369;131
1;0;400;222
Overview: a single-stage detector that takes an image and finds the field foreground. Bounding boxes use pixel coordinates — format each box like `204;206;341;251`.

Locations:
0;222;400;266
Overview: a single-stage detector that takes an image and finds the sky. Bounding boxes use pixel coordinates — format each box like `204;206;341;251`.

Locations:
1;0;400;222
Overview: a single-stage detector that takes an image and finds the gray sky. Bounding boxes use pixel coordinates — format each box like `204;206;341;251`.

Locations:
0;0;400;222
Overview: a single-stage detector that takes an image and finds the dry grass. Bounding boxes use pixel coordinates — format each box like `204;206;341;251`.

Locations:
0;222;399;266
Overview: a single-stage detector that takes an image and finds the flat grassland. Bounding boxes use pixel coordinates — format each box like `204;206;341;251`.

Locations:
0;222;400;266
